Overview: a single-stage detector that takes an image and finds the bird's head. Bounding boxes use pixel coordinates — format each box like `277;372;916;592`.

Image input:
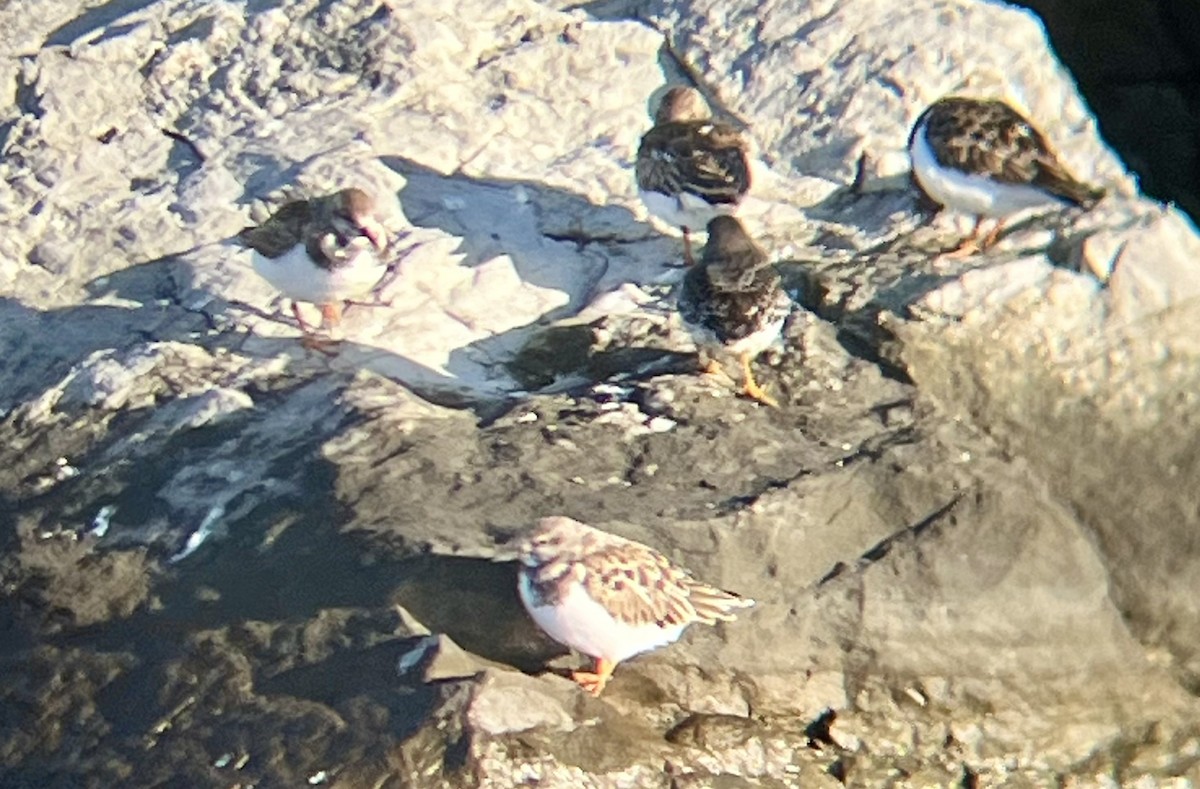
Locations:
654;86;711;124
518;516;585;567
331;187;388;252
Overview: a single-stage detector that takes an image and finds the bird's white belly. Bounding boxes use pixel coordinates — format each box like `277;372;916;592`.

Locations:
909;125;1060;218
251;244;387;306
725;317;786;358
639;189;735;232
686;316;784;361
518;574;686;664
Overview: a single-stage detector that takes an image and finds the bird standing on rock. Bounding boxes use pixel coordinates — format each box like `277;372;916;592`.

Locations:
517;516;754;697
678;216;791;408
908;96;1106;257
238;187;390;353
636;86;752;266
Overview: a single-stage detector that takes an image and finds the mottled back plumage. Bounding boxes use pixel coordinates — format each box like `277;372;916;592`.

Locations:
911;97;1105;208
679;216;790;346
238;187;387;270
637;87;751;209
239;199;313;259
519;516;753;629
637;122;751;207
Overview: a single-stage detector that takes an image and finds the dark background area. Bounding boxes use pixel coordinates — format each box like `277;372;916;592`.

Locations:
1012;0;1200;224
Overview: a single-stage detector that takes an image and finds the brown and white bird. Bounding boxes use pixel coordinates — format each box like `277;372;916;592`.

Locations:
636;86;752;266
908;96;1106;257
517;516;754;697
238;188;390;352
678;216;791;408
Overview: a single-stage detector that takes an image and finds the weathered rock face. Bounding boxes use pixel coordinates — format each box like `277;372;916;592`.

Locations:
3;0;1200;787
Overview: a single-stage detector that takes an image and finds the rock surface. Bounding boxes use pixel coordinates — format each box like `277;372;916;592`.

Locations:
2;0;1200;787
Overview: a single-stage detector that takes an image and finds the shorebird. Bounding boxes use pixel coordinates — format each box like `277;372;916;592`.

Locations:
678;216;791;408
517;516;754;697
636;86;752;266
908;96;1105;257
239;187;389;352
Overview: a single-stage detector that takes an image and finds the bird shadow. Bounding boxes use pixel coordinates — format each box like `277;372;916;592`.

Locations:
2;151;699;428
383;154;674;311
378;155;695;398
43;0;160;47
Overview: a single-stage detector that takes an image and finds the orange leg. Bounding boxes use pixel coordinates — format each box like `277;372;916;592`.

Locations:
319;302;343;330
978;218;1007;251
291;302;339;356
701;356;725;377
343;296;393;313
739;351;779;408
571;657;616;696
942;216;985;259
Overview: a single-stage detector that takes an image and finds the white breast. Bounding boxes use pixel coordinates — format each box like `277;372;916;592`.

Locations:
909;122;1062;218
518;573;687;664
726;317;786;358
250;242;387;306
639;189;736;232
684;315;785;362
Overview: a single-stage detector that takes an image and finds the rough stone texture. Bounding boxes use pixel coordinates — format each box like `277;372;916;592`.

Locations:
643;0;1130;193
3;0;1200;787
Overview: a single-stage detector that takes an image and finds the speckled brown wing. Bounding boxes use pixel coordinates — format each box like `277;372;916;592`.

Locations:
679;221;789;345
577;539;749;629
680;256;787;345
637;121;752;206
237;200;312;259
915;98;1104;207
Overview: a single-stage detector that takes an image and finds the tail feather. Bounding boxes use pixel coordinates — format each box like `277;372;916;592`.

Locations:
1037;162;1106;209
688;584;756;623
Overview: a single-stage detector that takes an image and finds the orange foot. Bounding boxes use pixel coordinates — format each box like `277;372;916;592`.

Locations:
978;218;1007;252
300;333;340;357
571;657;615;697
740;352;779;408
940;237;982;259
940;217;1007;259
290;302;340;356
343;296;393;311
940;216;983;259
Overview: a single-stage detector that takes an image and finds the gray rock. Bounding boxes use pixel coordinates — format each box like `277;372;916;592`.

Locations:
3;0;1200;786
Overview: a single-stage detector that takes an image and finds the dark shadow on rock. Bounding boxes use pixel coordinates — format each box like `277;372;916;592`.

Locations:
80;252;504;414
0;385;547;763
803;182;926;243
44;0;161;47
256;640;445;740
567;0;644;21
502;320;698;396
776;255;953;385
383;154;665;319
0;294;208;415
391;555;563;673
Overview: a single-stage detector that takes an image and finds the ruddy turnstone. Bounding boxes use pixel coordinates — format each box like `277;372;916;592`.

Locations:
678;216;791;408
238;187;389;352
908;96;1106;257
636;86;751;266
517;516;754;697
